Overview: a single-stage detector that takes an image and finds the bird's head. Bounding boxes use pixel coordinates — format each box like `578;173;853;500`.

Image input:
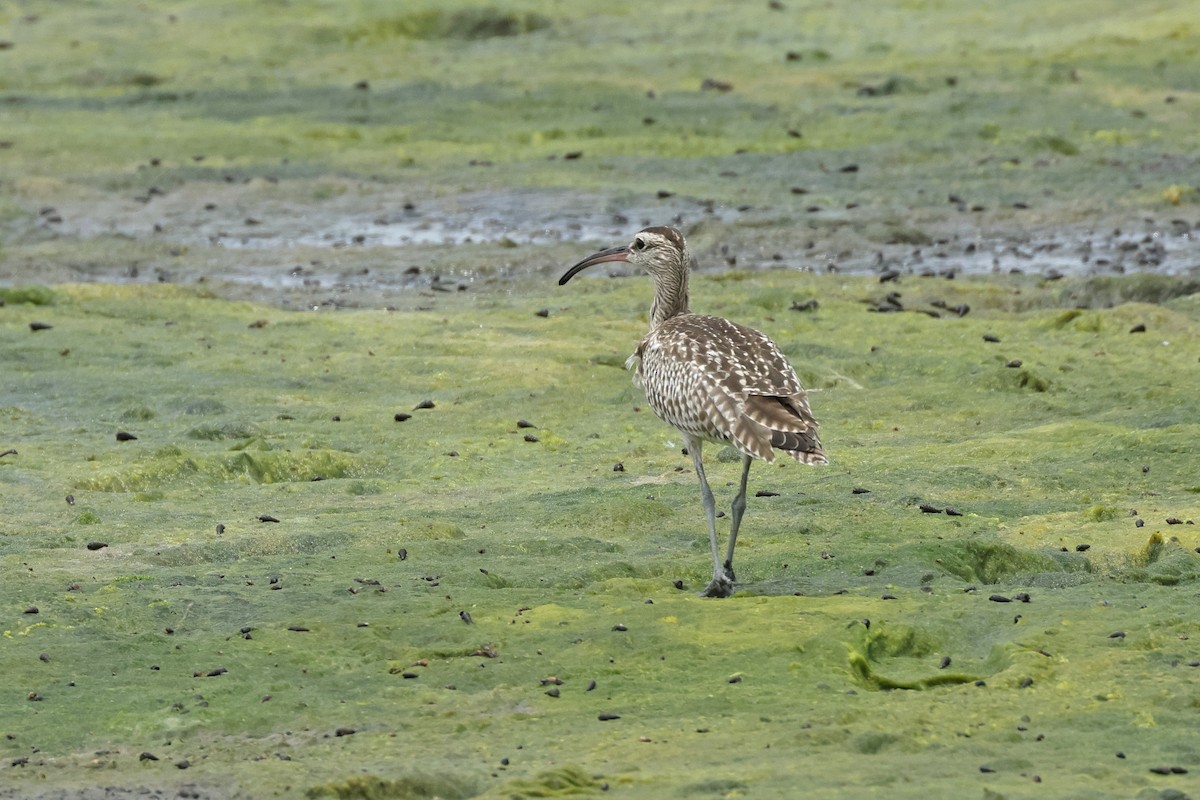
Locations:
559;226;689;285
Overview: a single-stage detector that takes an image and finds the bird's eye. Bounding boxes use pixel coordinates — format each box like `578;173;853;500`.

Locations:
633;238;646;251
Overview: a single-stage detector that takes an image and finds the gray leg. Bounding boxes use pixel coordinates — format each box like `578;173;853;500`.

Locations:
723;454;753;583
684;434;731;598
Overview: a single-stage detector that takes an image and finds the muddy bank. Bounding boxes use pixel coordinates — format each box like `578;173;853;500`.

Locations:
5;181;1199;310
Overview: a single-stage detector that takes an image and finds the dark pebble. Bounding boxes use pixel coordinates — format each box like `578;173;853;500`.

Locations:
587;680;597;691
945;507;963;516
839;163;859;173
414;399;435;410
206;667;227;677
258;514;280;523
983;334;1000;343
29;321;53;331
598;713;621;721
175;760;189;769
215;523;225;534
612;623;628;632
1135;519;1145;528
613;462;625;472
881;594;897;600
979;765;995;773
1075;543;1091;551
335;727;355;736
989;594;1011;603
459;611;473;624
545;687;560;698
1129;323;1146;333
939;656;951;669
1005;359;1023;368
38;653;49;662
516;419;536;428
397;547;408;560
672;579;684;590
23;606;38;614
86;541;108;551
1166;517;1183;525
523;434;539;442
115;431;138;441
755;490;779;497
139;752;159;761
727;675;742;684
65;495;74;505
402;672;419;679
287;625;310;632
534;308;550;317
394;412;412;422
1019;677;1033;688
1013;592;1031;603
919;504;943;514
852;487;871;494
1108;631;1126;639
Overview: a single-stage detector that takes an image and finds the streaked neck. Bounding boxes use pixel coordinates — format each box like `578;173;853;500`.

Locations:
650;267;690;328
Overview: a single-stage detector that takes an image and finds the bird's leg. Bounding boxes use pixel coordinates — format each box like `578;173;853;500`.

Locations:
685;436;732;598
723;453;753;583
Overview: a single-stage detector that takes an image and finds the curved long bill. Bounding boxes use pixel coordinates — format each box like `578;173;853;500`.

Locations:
558;244;630;285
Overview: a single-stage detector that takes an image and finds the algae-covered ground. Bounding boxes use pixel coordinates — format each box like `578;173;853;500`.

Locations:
4;275;1200;799
3;1;1200;798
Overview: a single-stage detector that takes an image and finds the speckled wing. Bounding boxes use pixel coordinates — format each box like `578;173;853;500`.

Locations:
632;314;826;465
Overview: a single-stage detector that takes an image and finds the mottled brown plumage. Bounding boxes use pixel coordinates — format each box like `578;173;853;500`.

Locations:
560;226;826;597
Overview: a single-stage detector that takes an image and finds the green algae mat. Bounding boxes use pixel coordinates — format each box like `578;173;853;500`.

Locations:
3;274;1199;798
3;0;1200;797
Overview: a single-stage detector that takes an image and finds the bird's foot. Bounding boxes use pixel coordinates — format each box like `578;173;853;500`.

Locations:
700;574;734;598
722;560;736;583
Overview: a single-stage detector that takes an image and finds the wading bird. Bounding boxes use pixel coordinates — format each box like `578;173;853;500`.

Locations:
560;226;827;597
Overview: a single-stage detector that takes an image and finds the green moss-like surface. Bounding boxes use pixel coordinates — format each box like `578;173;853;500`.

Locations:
2;275;1198;798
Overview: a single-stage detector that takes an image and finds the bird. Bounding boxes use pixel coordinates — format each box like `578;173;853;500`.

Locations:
559;226;827;597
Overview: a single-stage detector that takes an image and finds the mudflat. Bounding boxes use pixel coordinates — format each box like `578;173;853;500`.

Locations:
2;2;1198;798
